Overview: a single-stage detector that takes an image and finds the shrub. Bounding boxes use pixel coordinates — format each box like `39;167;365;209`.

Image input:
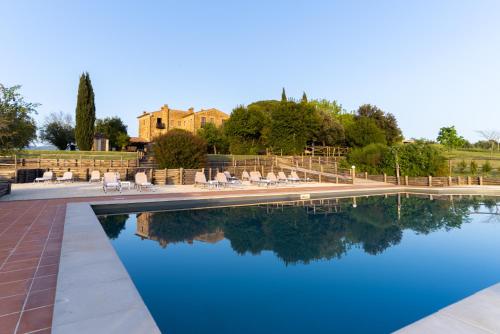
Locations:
152;129;207;168
347;144;391;174
348;141;447;177
470;160;478;174
457;160;467;173
395;142;447;176
482;161;492;174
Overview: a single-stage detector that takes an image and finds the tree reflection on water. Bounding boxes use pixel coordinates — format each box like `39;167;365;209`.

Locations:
98;194;499;264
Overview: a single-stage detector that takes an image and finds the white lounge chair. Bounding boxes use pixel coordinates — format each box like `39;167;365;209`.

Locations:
34;171;53;183
278;171;290;183
135;172;154;192
89;170;101;183
216;173;230;187
194;172;218;189
249;171;271;186
291;171;311;182
56;171;73;183
103;172;121;193
224;171;239;182
266;172;279;185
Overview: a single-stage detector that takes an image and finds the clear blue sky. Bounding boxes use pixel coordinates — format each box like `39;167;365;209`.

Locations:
1;0;499;142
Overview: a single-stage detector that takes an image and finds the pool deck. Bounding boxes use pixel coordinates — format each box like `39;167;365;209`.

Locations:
0;182;499;333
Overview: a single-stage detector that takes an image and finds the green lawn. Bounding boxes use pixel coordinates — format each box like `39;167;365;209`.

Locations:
14;150;138;160
443;148;500;176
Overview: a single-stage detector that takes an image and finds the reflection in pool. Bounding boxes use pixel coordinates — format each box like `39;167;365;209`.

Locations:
98;194;500;334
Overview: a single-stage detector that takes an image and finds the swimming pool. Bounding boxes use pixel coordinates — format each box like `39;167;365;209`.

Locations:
97;194;500;333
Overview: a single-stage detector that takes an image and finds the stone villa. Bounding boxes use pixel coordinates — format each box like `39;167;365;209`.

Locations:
137;104;229;142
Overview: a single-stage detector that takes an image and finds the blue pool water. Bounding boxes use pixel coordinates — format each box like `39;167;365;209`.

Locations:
98;194;500;334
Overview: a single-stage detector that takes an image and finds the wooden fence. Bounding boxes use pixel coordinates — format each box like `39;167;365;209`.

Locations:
357;173;499;187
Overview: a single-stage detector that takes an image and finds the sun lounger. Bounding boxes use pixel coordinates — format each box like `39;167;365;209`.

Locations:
34;171;53;183
216;172;230;187
266;172;280;185
135;172;154;192
278;171;291;183
249;171;271;186
56;171;73;183
89;170;101;183
241;171;250;181
224;171;239;182
291;171;311;182
194;172;218;189
103;172;121;193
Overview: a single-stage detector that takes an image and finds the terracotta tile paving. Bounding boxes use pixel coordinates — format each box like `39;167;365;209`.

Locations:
0;184;388;333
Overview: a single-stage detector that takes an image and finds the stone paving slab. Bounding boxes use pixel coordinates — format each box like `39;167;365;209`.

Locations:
396;283;500;333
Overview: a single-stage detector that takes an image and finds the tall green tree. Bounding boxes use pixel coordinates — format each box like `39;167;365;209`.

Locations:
345;117;386;147
39;111;75;150
0;84;38;153
224;104;270;154
95;117;128;150
301;91;308;103
437;126;465;150
75;72;96;150
281;88;287;102
356;104;402;145
197;122;229;154
268;101;319;154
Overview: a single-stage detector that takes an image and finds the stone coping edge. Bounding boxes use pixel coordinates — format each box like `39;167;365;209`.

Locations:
52;202;161;334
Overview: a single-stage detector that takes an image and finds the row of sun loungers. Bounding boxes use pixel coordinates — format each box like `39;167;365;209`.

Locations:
34;169;313;192
34;170;154;193
102;172;154;193
35;171;74;183
195;170;312;189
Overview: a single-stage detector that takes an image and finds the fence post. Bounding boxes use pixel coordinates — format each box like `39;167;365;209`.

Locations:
351;166;355;184
479;176;483;186
428;175;432;187
448;176;452;187
335;175;339;184
209;168;212;181
261;165;264;176
320;166;323;183
179;168;184;185
467;176;471;185
309;156;312;169
14;154;18;182
364;172;368;180
405;175;409;186
383;173;387;183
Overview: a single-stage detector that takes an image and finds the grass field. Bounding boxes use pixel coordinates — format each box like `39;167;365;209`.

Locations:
443;148;500;176
12;150;139;160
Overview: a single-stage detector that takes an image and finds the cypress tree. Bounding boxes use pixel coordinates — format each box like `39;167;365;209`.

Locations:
75;72;96;151
281;87;287;102
301;91;308;103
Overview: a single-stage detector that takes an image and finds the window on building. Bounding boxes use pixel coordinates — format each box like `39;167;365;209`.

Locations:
170;120;174;126
210;118;214;123
201;117;206;127
156;118;164;129
178;121;181;126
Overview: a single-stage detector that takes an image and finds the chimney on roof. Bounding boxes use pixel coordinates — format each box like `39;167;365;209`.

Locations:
188;107;194;113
